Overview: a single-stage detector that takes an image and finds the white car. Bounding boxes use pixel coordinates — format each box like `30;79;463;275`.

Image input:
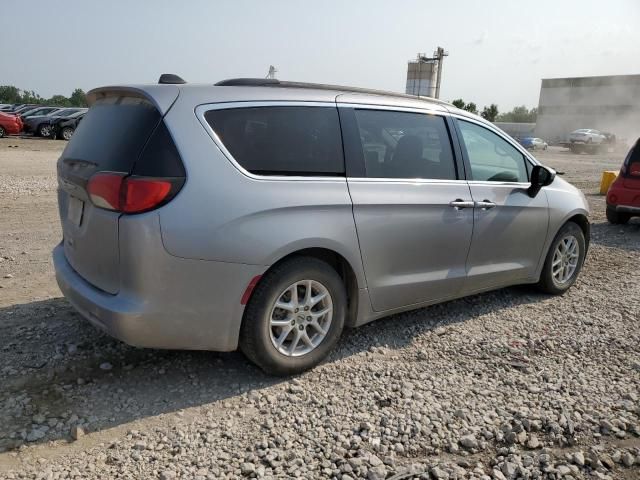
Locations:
569;129;606;144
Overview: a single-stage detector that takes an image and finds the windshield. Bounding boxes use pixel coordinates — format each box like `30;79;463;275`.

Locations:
21;108;42;116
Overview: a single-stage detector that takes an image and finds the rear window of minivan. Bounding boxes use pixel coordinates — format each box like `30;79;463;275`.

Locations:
204;106;344;176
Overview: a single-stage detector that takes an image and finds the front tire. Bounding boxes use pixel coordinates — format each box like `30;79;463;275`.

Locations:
0;126;5;138
239;257;346;376
536;222;585;295
606;206;630;225
61;127;74;141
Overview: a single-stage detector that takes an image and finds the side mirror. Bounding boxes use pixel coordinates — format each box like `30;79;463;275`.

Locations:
528;165;555;198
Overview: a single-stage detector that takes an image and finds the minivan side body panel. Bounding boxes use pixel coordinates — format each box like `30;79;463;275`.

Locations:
157;94;367;289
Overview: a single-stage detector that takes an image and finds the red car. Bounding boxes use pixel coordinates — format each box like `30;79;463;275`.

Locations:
0;112;23;138
606;138;640;224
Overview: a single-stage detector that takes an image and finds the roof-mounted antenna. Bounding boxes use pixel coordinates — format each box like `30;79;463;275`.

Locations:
266;65;278;79
158;74;186;85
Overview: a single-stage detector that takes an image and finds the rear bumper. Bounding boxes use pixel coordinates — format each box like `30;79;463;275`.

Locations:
607;180;640;214
616;205;640;214
53;233;265;351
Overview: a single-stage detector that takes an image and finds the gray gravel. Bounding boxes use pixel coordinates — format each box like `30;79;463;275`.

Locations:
0;140;639;479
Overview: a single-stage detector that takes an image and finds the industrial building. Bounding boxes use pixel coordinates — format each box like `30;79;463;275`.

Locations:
405;48;448;99
534;74;640;144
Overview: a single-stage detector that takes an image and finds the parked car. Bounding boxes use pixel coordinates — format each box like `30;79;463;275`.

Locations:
19;106;62;120
53;77;590;375
23;108;86;136
11;104;40;114
0;112;23;137
520;137;548;150
606;138;640;224
50;111;85;140
569;129;605;145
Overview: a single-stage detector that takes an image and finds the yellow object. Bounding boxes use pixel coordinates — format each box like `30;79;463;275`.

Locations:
600;170;618;195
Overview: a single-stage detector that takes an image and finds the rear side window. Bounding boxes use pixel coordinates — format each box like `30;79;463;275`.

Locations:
352;109;456;180
205;106;344;176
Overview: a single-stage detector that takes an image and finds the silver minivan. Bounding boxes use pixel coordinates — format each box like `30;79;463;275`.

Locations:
53;77;589;375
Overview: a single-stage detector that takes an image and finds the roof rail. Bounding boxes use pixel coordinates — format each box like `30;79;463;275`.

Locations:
158;74;186;85
214;78;446;104
215;78;280;87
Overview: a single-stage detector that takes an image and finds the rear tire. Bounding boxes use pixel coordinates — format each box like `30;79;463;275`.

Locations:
0;126;5;138
606;206;630;225
37;124;52;137
536;222;585;295
239;256;346;376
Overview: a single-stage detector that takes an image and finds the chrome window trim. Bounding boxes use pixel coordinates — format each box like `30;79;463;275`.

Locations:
195;101;347;183
347;177;468;185
195;100;536;185
466;180;531;187
337;102;445;117
449;113;540;168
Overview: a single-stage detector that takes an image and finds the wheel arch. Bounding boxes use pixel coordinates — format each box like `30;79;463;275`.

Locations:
246;247;363;328
566;213;590;252
535;208;590;280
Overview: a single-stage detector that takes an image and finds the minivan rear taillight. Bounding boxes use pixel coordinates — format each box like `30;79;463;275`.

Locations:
87;172;180;214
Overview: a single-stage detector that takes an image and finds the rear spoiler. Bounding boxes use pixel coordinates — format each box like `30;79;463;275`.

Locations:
86;85;180;116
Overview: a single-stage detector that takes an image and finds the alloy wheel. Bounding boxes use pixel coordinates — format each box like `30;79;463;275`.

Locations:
62;128;73;140
268;280;333;357
552;235;579;284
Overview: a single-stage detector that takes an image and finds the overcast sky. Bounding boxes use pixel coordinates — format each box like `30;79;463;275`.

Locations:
2;0;638;110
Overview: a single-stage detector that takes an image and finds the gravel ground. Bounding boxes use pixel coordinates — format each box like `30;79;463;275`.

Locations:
0;138;638;479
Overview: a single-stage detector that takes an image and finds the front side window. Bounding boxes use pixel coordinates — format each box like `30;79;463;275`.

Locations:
458;120;528;182
205;106;344;176
352;109;456;180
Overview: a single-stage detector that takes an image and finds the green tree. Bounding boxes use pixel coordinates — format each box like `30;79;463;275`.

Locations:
20;90;44;104
451;98;465;109
481;104;499;122
0;86;22;104
69;88;87;107
463;102;478;115
47;95;72;107
496;105;537;123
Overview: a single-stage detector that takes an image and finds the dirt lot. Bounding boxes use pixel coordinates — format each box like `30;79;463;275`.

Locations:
0;138;638;479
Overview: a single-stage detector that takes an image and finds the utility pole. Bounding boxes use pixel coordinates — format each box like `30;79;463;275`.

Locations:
434;46;449;100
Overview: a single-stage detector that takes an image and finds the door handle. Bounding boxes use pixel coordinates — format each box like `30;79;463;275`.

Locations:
475;200;496;210
449;199;475;209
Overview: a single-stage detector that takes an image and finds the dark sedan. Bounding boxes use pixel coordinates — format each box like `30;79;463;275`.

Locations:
23;108;86;136
19;106;62;120
49;111;85;140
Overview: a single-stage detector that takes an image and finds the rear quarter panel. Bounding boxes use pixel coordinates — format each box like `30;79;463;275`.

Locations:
156;92;367;287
